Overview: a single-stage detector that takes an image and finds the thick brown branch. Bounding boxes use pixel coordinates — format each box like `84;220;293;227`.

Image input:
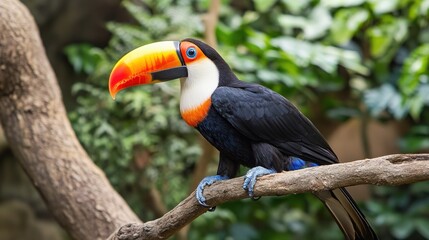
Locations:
108;154;429;240
0;1;141;239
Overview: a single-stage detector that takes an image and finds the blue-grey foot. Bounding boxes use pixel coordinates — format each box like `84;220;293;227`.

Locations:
243;166;276;197
196;175;229;207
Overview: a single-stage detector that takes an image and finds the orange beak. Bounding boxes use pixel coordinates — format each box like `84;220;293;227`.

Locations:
108;41;187;99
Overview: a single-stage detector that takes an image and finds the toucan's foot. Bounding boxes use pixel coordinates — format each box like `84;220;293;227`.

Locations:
243;166;276;197
196;175;228;207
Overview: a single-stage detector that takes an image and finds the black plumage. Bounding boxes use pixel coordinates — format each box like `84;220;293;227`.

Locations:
212;84;338;166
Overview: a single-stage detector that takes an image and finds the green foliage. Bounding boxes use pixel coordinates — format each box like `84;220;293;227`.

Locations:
330;8;369;45
399;44;429;119
66;0;429;239
216;0;429;122
400;124;429;152
64;44;106;75
367;183;429;239
216;2;369;101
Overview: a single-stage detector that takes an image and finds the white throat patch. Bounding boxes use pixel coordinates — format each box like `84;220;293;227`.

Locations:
180;58;219;113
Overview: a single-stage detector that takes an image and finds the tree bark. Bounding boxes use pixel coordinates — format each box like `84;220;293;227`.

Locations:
0;1;141;239
108;154;429;240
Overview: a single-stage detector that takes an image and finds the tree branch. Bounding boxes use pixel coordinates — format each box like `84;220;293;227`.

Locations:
108;154;429;240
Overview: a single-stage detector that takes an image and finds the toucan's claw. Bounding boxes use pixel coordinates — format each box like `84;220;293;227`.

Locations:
243;166;276;198
252;196;261;201
208;206;217;212
196;175;228;208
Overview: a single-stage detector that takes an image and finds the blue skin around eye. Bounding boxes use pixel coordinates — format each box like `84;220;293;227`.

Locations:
287;157;318;171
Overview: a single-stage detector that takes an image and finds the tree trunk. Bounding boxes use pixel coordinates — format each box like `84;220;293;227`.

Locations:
0;1;141;239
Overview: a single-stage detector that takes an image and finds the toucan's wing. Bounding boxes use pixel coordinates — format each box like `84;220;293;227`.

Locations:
211;84;338;165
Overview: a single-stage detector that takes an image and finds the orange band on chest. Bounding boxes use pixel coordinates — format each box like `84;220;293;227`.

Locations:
181;98;212;127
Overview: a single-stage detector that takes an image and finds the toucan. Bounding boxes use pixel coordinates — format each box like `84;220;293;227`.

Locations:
109;38;378;240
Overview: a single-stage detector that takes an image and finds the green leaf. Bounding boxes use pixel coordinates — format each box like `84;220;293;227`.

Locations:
280;0;311;14
279;7;332;40
229;223;259;240
399;135;429;152
366;17;408;58
253;0;276;13
364;84;409;119
368;0;400;15
271;37;367;74
367;28;392;58
330;8;369;44
409;0;429;19
320;0;365;8
94;122;117;137
64;45;83;73
392;218;414;239
409;96;424;120
64;44;106;74
399;44;429;95
278;14;307;31
416;219;429;238
418;84;429;104
303;7;332;40
271;37;312;66
410;181;429;194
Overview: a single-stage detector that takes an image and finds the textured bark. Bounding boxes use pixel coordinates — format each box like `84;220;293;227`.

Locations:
108;154;429;240
2;1;429;240
0;1;140;239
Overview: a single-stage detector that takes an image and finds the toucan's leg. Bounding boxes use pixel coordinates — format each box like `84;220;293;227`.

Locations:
243;166;276;197
243;143;282;198
242;157;319;198
196;175;228;207
196;152;239;208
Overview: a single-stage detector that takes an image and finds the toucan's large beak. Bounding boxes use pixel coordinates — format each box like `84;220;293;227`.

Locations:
109;41;187;99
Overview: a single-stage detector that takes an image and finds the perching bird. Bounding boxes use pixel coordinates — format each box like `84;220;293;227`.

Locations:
109;38;378;240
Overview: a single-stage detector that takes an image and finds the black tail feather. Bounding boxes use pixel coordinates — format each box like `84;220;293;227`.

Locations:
314;188;378;240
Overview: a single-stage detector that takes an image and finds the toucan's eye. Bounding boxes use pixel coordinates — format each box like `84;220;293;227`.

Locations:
186;47;197;59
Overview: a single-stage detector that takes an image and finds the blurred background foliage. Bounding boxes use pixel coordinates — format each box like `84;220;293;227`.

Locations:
65;0;429;239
